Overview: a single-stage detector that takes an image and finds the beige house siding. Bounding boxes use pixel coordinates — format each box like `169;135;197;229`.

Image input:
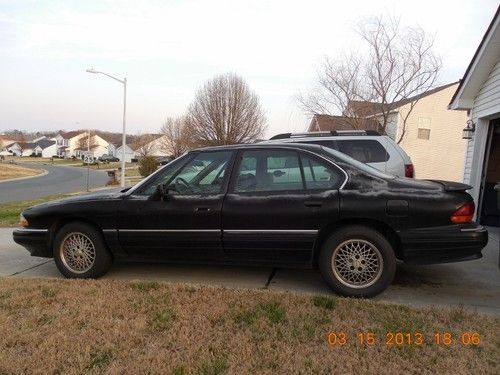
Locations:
67;133;87;156
396;83;468;181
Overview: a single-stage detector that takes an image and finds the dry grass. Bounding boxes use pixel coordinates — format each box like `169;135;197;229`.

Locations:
0;163;42;180
0;278;498;375
3;156;79;165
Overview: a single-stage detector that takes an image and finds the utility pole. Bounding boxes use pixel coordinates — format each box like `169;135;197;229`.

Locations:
86;68;127;187
86;129;90;192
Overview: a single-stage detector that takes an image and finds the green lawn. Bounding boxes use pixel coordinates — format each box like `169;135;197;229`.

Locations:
0;193;77;227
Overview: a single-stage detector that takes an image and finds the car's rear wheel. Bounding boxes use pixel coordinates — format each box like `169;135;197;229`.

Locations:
319;226;396;297
53;222;112;278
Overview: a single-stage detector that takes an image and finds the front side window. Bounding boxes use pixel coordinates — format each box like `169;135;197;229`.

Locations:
170;151;232;194
138;151;232;195
233;149;343;193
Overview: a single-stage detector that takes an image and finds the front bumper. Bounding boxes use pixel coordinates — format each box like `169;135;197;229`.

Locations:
398;223;488;265
13;228;52;258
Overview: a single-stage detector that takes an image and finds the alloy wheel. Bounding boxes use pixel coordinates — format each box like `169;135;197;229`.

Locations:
331;239;383;289
59;232;96;274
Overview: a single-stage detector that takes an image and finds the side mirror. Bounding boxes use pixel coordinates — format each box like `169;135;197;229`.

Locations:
150;183;169;201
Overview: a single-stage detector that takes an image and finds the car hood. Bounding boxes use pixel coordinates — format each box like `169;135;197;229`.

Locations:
25;188;127;213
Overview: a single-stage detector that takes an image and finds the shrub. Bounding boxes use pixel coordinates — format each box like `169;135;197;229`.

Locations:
138;155;158;177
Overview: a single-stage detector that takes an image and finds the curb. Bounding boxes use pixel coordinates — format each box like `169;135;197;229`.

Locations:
0;168;48;184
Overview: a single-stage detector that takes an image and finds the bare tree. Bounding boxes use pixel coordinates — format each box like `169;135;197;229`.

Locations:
300;15;441;142
77;131;99;154
299;53;371;130
132;133;157;157
360;16;441;142
186;74;266;146
17;132;28;156
160;116;191;158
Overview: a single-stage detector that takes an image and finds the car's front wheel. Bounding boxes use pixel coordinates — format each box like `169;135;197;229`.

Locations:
319;226;396;297
53;222;112;278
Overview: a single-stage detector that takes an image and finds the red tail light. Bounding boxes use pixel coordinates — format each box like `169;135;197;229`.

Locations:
404;164;414;178
451;202;475;224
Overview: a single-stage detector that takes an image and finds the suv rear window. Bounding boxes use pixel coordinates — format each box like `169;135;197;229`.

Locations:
302;139;389;163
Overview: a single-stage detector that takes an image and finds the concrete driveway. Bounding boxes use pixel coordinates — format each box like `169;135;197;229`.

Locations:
0;163;108;203
1;227;499;314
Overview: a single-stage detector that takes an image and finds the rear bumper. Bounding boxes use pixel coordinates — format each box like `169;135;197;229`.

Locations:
398;223;488;265
13;228;52;258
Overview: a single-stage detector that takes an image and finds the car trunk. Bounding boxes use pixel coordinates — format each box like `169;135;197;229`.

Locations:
426;180;472;192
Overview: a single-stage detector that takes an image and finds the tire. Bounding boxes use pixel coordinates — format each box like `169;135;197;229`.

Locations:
318;225;396;298
53;222;112;278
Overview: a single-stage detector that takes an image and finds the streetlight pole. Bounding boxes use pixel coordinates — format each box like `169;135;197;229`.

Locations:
86;68;127;187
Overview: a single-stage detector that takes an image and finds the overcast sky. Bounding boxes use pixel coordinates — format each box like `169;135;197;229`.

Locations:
0;0;498;138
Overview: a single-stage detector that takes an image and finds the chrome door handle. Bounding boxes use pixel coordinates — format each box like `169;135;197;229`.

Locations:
195;207;211;212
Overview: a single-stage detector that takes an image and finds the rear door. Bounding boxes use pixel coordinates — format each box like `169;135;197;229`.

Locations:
221;148;345;265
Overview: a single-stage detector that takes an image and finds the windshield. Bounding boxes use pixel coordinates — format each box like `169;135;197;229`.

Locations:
320;146;396;180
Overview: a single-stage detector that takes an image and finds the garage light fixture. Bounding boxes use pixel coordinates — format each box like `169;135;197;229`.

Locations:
462;120;476;140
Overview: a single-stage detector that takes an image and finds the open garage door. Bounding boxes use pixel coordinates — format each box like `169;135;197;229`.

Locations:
479;118;500;226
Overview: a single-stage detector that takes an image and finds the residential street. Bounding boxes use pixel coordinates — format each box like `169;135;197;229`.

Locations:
0;163;109;202
1;227;499;314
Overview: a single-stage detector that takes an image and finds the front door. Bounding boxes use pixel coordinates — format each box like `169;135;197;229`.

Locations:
222;148;344;265
117;150;234;261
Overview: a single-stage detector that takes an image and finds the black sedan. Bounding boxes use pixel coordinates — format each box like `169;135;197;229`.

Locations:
13;143;488;297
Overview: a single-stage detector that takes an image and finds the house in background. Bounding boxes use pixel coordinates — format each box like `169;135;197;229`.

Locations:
72;133;110;159
107;143;117;157
53;131;84;158
137;135;170;157
380;82;467;182
36;139;57;157
449;6;500;226
115;144;136;163
0;136;17;149
2;142;22;156
21;138;57;157
308;115;380;132
310;82;469;181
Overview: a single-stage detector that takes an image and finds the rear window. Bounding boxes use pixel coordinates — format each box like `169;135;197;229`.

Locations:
302;139;389;163
321;147;395;180
336;140;389;163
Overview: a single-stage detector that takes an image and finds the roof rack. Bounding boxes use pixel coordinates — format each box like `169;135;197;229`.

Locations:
269;130;380;140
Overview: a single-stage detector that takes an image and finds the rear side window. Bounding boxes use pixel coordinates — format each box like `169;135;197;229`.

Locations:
233;150;344;193
300;154;343;190
336;140;389;163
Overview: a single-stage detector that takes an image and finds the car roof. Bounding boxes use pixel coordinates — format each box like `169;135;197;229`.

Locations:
263;135;391;142
193;142;325;153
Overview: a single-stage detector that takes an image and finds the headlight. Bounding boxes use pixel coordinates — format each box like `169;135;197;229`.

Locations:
19;214;28;227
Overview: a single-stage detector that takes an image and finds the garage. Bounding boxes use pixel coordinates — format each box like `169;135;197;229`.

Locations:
449;7;500;226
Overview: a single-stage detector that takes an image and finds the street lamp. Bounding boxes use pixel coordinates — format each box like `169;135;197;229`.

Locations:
86;68;127;187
